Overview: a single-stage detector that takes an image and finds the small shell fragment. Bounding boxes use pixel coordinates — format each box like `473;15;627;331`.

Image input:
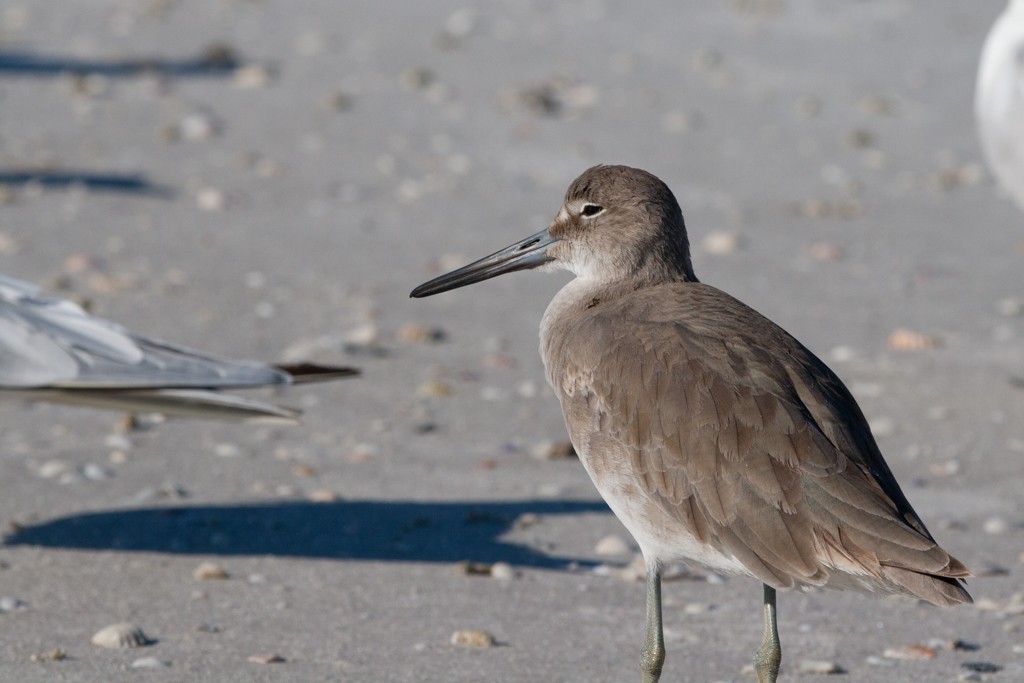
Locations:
594;534;632;556
193;562;230;580
132;657;170;669
796;659;845;675
450;630;495;648
531;440;576;460
0;596;26;612
29;648;66;662
396;322;446;344
701;231;742;255
453;561;493;577
489;562;517;581
248;653;286;664
882;643;936;660
887;328;939;352
91;623;153;648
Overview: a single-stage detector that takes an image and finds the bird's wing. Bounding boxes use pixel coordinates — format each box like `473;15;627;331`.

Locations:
0;273;289;389
6;387;300;423
553;283;968;602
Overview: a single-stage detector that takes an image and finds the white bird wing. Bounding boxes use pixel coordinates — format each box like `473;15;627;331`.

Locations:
0;273;311;422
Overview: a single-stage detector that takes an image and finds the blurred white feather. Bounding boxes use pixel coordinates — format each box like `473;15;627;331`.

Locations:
977;0;1024;212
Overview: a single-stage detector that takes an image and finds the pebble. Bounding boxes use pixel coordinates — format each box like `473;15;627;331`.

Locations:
0;229;19;253
292;465;315;478
928;459;960;477
418;381;452;397
29;648;66;662
796;96;824;117
996;298;1023;317
517;380;539;398
104;433;133;450
479;386;507;401
131;657;170;669
325;90;354;112
882;643;935;660
193;562;230;580
399;67;434;90
214;443;241;458
196;187;225;211
83;463;112;481
179;112;221;141
514;513;541;530
887;328;939;351
308;489;340;503
490;562;518;581
233;64;272;89
701;231;742;255
396;322;446;344
346;443;378;463
443;8;476;38
662;109;703;134
530;440;576;460
91;623;153;648
982;516;1010;535
248;654;286;664
343;322;379;347
37;460;72;479
594;534;632;556
844;128;876;149
450;630;495;648
961;662;1002;674
0;596;26;612
796;659;845;675
453;561;493;577
807;241;844;262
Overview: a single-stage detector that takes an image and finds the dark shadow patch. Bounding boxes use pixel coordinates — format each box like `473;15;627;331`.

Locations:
0;49;240;78
0;170;173;197
3;498;611;570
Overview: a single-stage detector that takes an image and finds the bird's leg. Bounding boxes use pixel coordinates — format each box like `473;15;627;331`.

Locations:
640;564;665;683
753;584;781;683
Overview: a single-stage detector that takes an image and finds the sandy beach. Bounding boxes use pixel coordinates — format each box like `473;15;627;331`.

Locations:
0;1;1022;681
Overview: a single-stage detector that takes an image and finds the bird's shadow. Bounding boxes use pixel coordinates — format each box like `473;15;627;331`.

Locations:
0;49;240;79
0;170;173;197
3;499;612;570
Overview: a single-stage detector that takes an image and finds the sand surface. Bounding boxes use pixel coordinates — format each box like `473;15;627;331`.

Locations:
0;1;1022;681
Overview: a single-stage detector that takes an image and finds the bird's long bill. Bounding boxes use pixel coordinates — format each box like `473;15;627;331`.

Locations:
410;228;558;298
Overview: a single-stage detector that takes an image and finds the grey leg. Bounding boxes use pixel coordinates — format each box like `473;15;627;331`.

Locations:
640;564;665;683
752;584;781;683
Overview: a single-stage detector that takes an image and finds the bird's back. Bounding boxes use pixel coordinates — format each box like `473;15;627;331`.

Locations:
542;279;971;606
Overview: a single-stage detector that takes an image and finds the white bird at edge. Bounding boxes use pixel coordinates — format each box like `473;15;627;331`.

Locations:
977;0;1024;212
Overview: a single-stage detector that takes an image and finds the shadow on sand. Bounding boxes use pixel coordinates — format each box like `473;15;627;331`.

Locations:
0;170;173;197
0;49;240;78
3;498;612;570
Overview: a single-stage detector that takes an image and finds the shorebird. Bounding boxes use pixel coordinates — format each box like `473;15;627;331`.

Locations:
977;0;1024;212
0;273;357;422
411;165;971;682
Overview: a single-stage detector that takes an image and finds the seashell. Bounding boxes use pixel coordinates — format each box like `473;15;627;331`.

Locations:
91;623;153;648
193;562;230;580
701;231;742;255
887;328;939;351
131;657;170;669
450;630;495;648
882;643;936;660
594;534;632;556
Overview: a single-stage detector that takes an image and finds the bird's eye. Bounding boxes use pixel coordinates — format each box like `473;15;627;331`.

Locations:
581;204;604;217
